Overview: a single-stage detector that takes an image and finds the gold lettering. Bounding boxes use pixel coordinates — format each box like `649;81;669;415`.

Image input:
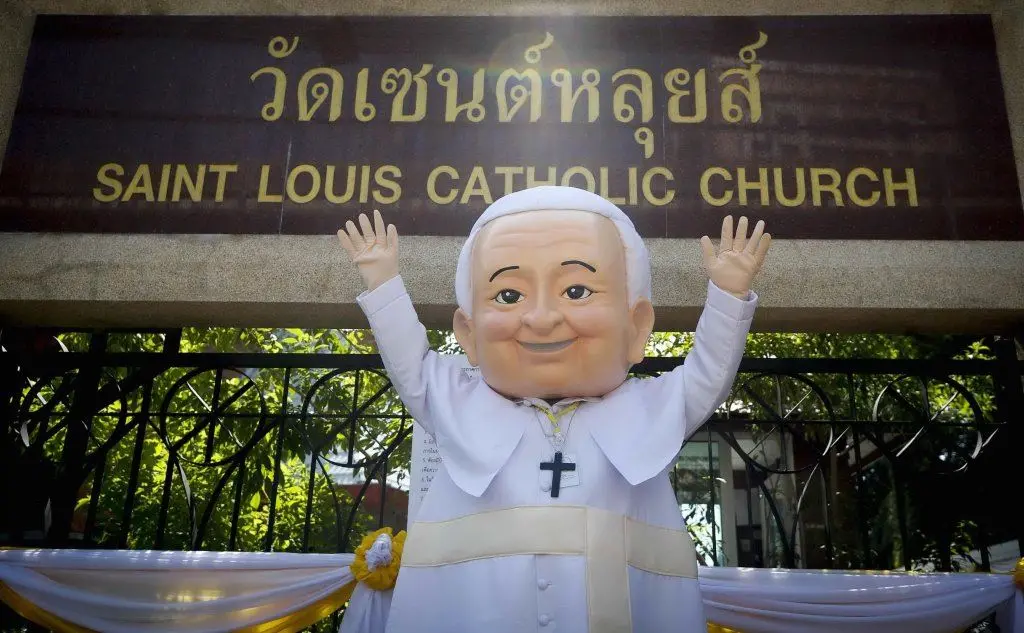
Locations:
250;66;287;122
719;32;767;124
157;164;171;201
93;163;124;203
665;69;707;124
526;167;557;188
773;168;805;207
382;65;433;123
883;168;918;207
172;164;205;202
354;68;377;122
628;167;639;205
551;69;600;123
599;167;627;205
611;69;654;124
700;167;733;206
496;69;542;122
737;167;770;206
374;166;402;204
122;164;155;202
847;167;880;207
208;165;237;202
298;68;343;122
494;166;523;197
427;166;458;204
325;166;356;203
258;165;283;203
359;166;372;204
810;168;844;207
561;166;596;192
287;165;321;204
436;68;486;123
461;166;493;204
642;167;675;206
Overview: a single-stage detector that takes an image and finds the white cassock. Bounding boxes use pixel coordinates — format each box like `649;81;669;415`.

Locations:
357;275;757;633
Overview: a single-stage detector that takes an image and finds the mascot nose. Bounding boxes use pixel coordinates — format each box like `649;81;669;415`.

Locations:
522;298;564;334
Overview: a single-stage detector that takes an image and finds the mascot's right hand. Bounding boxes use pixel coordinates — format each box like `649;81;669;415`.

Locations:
337;209;400;292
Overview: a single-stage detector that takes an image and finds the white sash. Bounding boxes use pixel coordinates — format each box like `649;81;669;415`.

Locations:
402;506;698;633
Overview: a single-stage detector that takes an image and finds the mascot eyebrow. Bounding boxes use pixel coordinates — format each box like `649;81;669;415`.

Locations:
488;265;520;282
561;259;596;272
487;260;596;283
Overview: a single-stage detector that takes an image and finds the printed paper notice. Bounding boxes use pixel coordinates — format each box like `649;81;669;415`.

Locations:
408;421;441;522
407;355;476;522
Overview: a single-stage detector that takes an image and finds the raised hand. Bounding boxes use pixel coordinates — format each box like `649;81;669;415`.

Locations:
337;209;400;292
699;215;771;299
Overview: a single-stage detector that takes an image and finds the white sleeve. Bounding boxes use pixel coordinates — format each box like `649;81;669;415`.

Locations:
355;275;466;439
654;280;757;440
589;280;756;485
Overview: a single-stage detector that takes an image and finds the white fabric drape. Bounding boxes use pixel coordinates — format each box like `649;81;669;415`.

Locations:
336;584;391;633
0;549;1019;633
701;566;1022;633
0;549;355;633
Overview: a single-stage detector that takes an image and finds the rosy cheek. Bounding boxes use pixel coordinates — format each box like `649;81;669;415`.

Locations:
476;309;521;342
565;303;623;338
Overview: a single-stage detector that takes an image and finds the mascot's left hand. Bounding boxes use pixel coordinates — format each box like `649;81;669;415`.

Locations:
700;215;771;299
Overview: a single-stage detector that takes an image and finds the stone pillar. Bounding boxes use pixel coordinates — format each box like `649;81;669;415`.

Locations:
992;0;1024;208
0;3;33;172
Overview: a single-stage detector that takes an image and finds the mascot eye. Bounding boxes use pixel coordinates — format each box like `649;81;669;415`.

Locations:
563;285;593;300
495;289;524;304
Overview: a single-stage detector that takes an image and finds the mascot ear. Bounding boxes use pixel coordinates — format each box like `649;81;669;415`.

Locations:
453;308;478;366
627;298;655;365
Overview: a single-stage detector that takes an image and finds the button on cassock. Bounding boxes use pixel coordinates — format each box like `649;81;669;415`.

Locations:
539;614;551;626
537;578;550;590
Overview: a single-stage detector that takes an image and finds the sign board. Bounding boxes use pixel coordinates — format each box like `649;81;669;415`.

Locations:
0;15;1020;240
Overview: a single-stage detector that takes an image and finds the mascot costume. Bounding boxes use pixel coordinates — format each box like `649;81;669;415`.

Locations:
337;185;771;633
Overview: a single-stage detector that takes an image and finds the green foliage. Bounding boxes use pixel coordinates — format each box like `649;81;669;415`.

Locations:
22;328;404;553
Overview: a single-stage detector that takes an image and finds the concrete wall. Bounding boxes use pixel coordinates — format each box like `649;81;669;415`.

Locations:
0;2;32;173
0;0;1022;334
993;0;1024;211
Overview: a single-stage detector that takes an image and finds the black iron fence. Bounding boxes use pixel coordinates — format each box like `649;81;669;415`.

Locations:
1;329;1021;631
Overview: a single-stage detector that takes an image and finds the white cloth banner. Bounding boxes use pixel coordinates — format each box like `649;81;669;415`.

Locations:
0;549;356;633
700;567;1022;633
0;549;1019;633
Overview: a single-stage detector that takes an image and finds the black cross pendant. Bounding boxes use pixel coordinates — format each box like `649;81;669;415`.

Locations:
540;451;576;498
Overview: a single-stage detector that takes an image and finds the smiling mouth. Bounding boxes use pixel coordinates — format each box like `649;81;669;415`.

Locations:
518;339;576;353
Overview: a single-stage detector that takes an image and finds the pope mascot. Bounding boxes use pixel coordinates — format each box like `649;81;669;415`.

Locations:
337;185;771;633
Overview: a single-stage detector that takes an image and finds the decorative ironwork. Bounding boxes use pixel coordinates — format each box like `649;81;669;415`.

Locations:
1;329;1021;632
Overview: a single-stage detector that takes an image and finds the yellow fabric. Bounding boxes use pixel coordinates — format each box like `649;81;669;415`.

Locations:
586;506;632;632
0;581;98;633
404;506;589;564
539;402;580;434
0;578;357;633
626;519;701;577
403;506;697;633
1014;557;1024;590
402;505;698;577
233;580;356;633
350;527;406;591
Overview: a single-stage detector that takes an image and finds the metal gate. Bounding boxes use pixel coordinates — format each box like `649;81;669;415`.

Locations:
2;328;1021;631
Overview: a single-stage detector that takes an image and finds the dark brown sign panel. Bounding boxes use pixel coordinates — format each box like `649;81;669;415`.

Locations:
0;15;1020;239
